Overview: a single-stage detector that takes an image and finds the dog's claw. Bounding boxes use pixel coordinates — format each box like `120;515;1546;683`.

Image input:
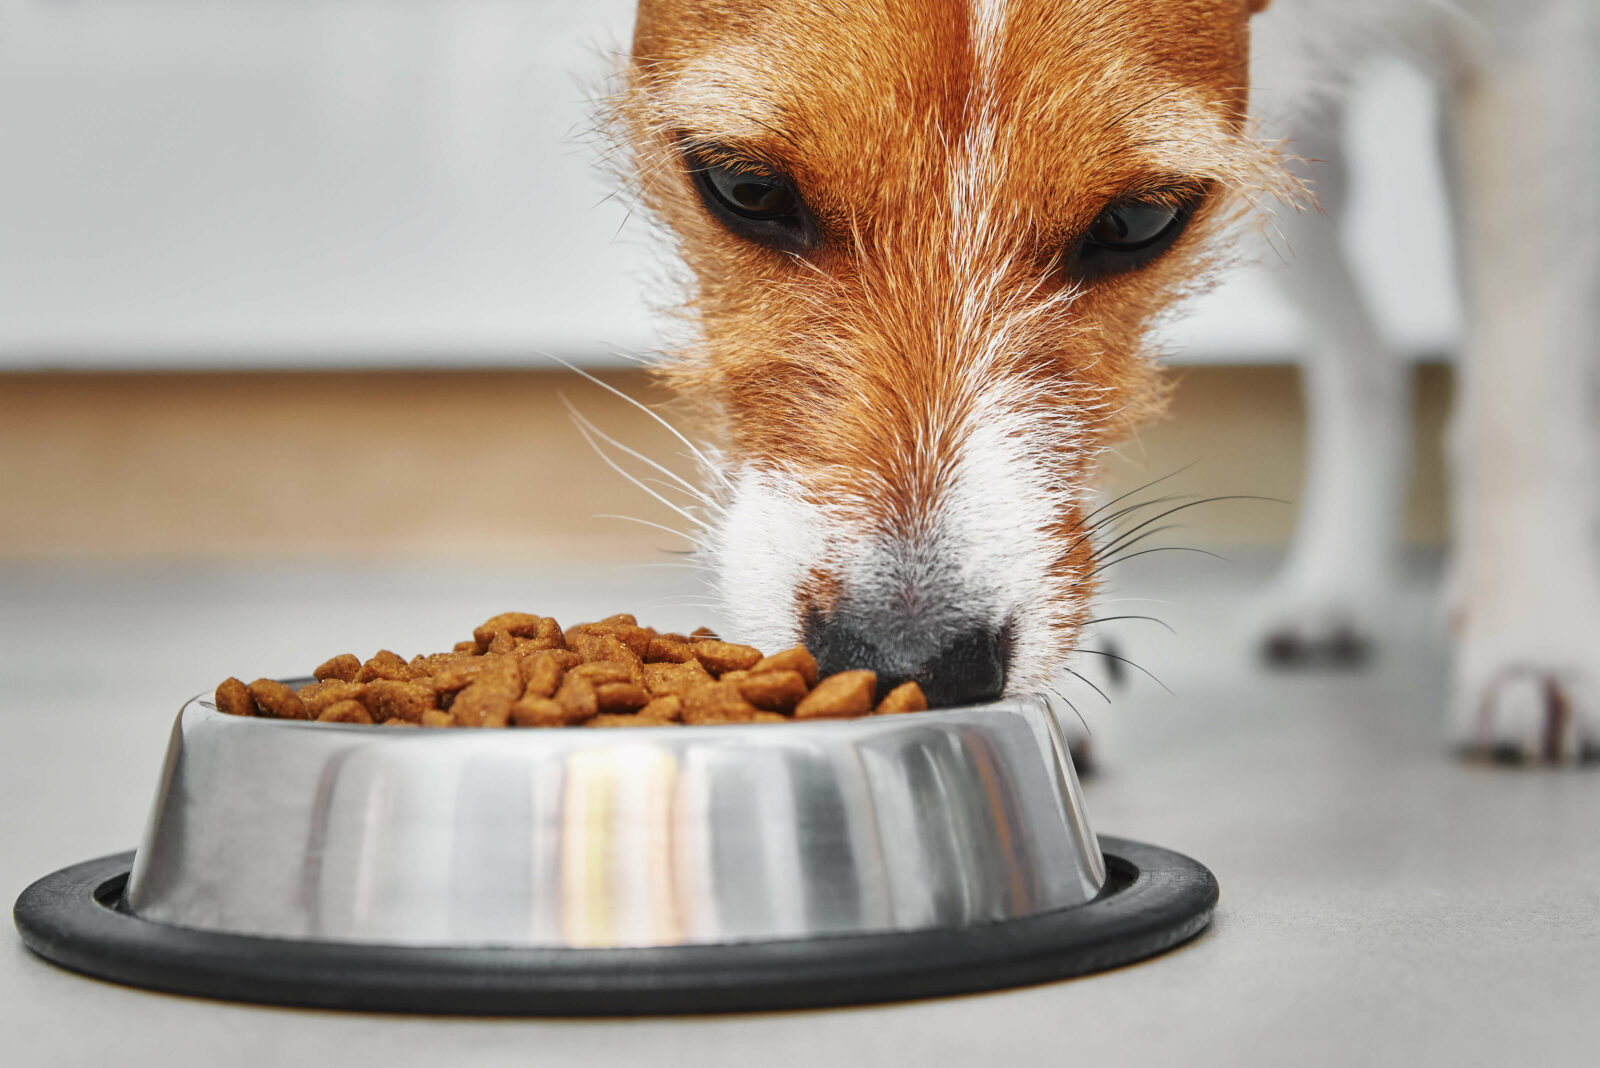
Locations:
1259;621;1373;670
1451;597;1600;765
1252;580;1383;672
1456;670;1593;765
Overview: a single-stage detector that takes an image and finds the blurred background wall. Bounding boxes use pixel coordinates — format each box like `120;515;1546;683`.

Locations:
0;0;1461;565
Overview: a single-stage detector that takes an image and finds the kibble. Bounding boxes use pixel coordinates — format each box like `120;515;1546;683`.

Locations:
213;612;932;729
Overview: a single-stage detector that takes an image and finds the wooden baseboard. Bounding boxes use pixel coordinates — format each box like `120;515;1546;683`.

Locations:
0;365;1451;561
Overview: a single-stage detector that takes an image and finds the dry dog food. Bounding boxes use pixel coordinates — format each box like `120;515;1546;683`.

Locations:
214;612;928;728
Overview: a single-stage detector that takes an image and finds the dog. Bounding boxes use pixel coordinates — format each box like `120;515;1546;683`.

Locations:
612;0;1599;762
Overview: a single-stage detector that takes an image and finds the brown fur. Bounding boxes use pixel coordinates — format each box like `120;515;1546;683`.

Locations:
614;0;1286;664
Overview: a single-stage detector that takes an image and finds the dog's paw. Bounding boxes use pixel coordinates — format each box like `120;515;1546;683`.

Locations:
1451;606;1600;765
1251;589;1378;670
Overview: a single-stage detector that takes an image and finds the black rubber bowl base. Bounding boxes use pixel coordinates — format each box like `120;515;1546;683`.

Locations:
13;836;1216;1016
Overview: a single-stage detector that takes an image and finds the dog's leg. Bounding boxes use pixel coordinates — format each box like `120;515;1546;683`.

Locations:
1255;115;1411;667
1443;3;1600;762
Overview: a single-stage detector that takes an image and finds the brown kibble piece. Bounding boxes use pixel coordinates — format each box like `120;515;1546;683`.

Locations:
313;654;362;683
608;625;655;658
301;679;366;717
409;651;469;678
681;680;760;724
510;696;575;728
738;670;808;713
248;678;309;720
450;655;522;728
553;671;598;722
520;649;580;698
645;636;697;663
567;631;641;669
876;681;929;715
571;661;636;686
215;677;256;717
522;647;582;671
318;699;373;725
473;613;561;653
638;695;684;722
691;640;763;676
569;620;654;659
428;656;494;694
218;611;928;731
356;649;410;683
523;617;568;652
362;680;438;724
753;646;820;687
595;682;650;714
643;660;713;696
794;670;877;719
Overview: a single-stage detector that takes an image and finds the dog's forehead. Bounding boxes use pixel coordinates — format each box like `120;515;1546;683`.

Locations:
634;0;1251;214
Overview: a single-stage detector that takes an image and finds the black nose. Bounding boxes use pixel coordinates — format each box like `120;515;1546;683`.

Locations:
802;611;1009;708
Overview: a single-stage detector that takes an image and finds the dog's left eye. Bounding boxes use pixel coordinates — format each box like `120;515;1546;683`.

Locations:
1066;195;1197;281
685;151;818;254
702;167;796;219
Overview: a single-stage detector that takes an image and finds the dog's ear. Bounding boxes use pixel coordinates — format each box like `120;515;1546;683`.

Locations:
1248;0;1272;12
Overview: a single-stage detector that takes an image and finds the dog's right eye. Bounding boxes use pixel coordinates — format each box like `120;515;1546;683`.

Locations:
685;152;818;254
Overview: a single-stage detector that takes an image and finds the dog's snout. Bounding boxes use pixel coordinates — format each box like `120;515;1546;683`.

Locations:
803;610;1009;708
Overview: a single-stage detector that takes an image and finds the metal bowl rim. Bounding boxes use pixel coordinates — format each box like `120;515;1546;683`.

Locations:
183;686;1055;739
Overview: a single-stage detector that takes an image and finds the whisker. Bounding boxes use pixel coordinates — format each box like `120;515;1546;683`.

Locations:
1093;495;1278;563
613;562;709;571
1090;545;1225;579
1080;614;1177;636
1092;523;1186;567
1063;494;1193;561
1069;462;1200;535
1061;664;1112;705
570;410;705;529
1084;493;1194;536
535;351;732;490
638;475;703;500
1075;648;1176;697
1045;685;1093;738
593;513;707;547
563;399;710;501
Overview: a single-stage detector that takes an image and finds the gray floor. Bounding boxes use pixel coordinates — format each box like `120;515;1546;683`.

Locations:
2;553;1595;1068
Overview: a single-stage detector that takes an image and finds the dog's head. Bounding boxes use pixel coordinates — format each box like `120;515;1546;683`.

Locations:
617;0;1280;705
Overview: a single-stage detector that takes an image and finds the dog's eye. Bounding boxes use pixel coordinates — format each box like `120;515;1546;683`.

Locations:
1066;195;1198;281
703;167;796;219
685;152;818;254
1087;201;1182;250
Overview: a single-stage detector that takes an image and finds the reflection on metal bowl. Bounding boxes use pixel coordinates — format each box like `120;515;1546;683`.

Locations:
125;690;1105;949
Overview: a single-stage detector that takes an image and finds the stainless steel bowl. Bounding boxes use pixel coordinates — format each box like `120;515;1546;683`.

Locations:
124;690;1104;949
